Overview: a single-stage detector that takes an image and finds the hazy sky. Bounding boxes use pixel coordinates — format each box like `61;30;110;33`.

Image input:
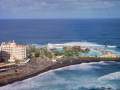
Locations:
0;0;120;19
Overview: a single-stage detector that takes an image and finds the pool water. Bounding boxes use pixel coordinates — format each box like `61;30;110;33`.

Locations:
80;49;103;57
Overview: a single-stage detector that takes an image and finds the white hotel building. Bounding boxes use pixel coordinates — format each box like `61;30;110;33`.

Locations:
0;41;26;62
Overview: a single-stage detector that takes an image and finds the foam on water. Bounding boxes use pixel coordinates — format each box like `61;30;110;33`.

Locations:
98;71;120;81
107;45;117;48
51;61;110;71
47;41;105;48
47;41;117;48
58;63;100;71
63;42;104;47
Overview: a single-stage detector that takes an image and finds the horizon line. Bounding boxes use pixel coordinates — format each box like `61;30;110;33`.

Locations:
0;18;120;20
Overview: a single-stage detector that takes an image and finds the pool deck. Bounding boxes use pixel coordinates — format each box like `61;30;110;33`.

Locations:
0;57;120;87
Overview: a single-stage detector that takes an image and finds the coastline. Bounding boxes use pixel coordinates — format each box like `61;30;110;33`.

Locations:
0;57;120;87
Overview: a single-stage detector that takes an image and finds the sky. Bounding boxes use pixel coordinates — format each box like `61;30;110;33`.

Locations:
0;0;120;19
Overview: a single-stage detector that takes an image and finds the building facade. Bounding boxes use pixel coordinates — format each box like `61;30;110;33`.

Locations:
0;41;26;62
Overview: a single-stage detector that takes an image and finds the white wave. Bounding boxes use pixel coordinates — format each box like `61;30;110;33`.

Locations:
98;71;120;81
55;61;114;71
47;41;107;49
63;42;104;47
88;61;118;66
56;63;101;71
76;63;100;70
64;42;117;48
88;61;109;65
107;45;117;48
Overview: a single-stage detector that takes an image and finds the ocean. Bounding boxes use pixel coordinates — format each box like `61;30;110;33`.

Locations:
0;19;120;46
0;19;120;90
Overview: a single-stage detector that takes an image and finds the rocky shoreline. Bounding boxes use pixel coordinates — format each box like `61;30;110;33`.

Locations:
0;57;120;87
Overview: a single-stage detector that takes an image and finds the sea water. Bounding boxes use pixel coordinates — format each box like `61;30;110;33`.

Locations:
0;19;120;90
0;19;120;46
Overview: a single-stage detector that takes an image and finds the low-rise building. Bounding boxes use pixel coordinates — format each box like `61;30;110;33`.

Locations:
100;51;117;58
0;41;26;62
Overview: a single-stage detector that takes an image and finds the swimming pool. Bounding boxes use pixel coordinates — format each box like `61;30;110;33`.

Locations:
79;49;103;57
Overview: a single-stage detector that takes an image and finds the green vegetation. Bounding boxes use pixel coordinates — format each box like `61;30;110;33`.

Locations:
27;46;54;59
27;45;91;59
106;57;114;60
62;46;90;57
64;51;79;57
